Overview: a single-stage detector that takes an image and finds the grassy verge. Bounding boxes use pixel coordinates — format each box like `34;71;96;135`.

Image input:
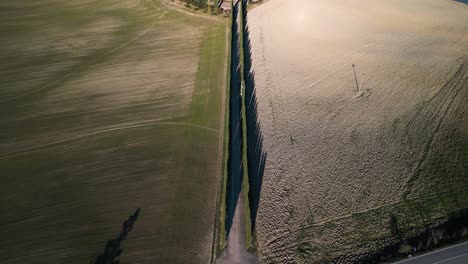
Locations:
186;14;229;263
215;16;233;258
188;22;227;128
239;0;254;250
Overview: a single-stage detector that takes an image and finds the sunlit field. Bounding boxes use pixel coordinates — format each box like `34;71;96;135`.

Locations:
248;0;468;262
0;0;227;263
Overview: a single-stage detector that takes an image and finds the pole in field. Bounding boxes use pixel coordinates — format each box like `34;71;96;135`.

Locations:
352;64;360;92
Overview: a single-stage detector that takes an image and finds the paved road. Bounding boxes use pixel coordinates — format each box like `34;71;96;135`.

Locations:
393;241;468;264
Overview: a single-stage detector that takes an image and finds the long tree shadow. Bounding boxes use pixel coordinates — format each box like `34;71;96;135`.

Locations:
93;208;140;264
225;1;244;237
242;0;267;235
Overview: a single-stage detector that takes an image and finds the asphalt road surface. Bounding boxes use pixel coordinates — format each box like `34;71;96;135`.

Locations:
393;241;468;264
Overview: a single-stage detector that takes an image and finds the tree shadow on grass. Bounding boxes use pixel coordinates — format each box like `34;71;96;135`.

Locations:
242;0;267;235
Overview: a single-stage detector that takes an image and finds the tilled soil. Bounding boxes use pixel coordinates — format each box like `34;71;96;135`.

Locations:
247;0;468;262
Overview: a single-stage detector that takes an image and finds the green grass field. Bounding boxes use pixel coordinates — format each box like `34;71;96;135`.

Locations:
0;0;227;263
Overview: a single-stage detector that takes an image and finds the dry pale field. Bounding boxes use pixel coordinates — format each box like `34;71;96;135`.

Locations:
0;0;227;263
247;0;468;262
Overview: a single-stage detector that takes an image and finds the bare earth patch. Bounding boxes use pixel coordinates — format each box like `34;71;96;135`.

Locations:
248;0;468;262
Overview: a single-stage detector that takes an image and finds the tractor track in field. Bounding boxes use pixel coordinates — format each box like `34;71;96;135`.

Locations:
403;60;468;198
0;16;160;104
0;120;218;159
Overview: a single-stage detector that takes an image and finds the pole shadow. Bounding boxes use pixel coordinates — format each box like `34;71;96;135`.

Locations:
242;0;267;235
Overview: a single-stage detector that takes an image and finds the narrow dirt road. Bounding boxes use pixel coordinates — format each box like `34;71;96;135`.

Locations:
217;193;258;264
